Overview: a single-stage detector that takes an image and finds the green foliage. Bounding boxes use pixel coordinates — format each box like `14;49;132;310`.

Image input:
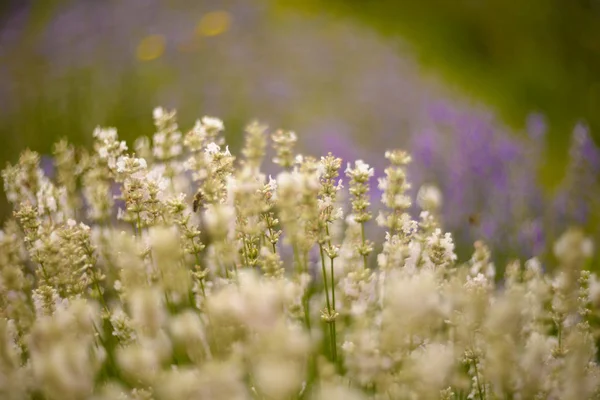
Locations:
278;0;600;164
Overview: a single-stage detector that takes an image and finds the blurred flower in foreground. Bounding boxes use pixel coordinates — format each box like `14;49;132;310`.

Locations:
1;109;600;399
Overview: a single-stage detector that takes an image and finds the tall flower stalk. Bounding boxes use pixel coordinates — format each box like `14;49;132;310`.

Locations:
317;153;343;362
345;160;374;270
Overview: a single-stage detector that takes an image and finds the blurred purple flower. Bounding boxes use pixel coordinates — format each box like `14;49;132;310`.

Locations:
553;123;600;227
526;112;547;141
407;102;548;258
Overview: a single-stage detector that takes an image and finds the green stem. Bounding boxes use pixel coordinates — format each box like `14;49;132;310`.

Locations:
319;245;332;312
557;319;563;354
331;318;338;362
292;244;312;331
223;262;230;279
304;295;311;331
130;221;137;235
136;212;143;236
319;244;336;360
241;234;250;267
194;253;206;298
38;261;49;282
329;257;336;311
325;224;338;363
94;280;109;313
302;252;311;330
325;225;337;309
472;359;485;400
93;320;120;379
360;223;368;270
267;225;277;254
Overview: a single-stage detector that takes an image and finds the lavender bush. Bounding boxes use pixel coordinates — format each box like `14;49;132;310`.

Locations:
1;108;599;399
407;103;600;263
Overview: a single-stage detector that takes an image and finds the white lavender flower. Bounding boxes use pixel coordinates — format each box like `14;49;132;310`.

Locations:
0;108;598;400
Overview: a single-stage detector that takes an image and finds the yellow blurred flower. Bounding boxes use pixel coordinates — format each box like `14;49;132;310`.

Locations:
136;35;166;61
196;11;232;37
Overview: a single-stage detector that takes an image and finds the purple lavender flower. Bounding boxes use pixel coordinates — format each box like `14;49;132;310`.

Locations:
553;123;600;227
526;112;547;141
407;101;546;259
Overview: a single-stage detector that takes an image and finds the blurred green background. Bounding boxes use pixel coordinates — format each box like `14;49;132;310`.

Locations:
279;0;600;167
0;0;437;220
1;0;600;222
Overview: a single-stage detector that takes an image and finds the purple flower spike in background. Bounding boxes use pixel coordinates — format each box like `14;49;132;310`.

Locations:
554;123;600;229
405;101;546;260
526;112;548;141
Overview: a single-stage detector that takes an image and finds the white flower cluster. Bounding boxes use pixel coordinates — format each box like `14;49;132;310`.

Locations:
0;108;598;400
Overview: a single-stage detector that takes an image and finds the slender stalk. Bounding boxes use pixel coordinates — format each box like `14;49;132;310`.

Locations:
194;253;206;298
303;295;311;331
136;213;143;236
267;226;277;254
325;224;338;362
38;261;50;282
292;243;311;330
223;262;230;279
319;244;336;360
325;225;337;309
302;251;311;330
472;359;485;400
330;256;336;309
232;261;239;278
330;313;337;362
93;321;120;379
94;280;110;313
242;235;250;267
556;319;563;355
360;223;368;270
319;245;332;311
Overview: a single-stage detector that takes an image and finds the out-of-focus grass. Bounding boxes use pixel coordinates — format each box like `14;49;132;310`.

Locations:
278;0;600;182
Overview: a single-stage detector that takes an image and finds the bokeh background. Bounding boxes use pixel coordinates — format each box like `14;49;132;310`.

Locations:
1;0;599;265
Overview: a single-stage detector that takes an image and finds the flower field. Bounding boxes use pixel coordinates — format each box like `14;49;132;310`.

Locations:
0;109;599;399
